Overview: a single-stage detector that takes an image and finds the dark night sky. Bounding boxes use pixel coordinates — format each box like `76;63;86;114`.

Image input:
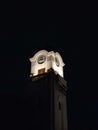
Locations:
0;22;97;130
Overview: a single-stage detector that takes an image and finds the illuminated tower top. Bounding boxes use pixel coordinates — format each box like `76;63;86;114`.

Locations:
29;50;65;78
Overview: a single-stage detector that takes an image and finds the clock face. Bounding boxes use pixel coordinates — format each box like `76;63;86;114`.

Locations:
37;55;46;64
55;57;60;67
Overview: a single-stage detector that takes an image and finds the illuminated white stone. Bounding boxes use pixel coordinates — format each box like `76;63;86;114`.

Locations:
29;50;65;77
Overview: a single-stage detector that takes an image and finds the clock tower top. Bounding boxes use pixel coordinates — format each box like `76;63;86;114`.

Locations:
29;50;65;78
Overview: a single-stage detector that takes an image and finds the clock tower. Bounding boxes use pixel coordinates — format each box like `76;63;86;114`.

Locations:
28;50;68;130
